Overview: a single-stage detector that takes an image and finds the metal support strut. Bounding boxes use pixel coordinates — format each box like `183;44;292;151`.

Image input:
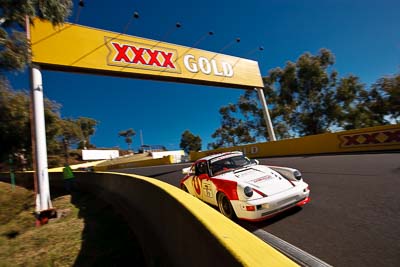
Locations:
30;65;55;224
255;87;276;141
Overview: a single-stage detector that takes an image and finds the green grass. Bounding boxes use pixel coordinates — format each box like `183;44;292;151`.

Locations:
0;182;145;266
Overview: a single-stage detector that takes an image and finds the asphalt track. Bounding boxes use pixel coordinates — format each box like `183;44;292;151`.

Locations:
115;152;400;267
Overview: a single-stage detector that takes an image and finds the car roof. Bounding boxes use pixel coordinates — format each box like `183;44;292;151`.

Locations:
197;151;243;162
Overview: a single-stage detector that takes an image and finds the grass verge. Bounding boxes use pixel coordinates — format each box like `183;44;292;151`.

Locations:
0;182;145;266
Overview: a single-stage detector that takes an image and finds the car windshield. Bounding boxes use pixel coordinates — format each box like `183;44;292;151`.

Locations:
209;155;252;176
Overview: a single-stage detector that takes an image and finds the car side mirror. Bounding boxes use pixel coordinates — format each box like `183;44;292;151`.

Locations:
251;159;259;165
182;167;191;175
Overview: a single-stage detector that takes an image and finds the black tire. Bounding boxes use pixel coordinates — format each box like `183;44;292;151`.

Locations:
217;193;236;220
181;184;189;193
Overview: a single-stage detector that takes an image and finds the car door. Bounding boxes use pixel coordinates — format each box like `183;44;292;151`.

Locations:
193;161;215;204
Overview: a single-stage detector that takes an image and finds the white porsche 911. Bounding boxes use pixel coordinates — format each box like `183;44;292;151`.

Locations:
180;151;310;222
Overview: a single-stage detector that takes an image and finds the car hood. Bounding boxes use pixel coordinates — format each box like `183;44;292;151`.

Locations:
217;165;293;196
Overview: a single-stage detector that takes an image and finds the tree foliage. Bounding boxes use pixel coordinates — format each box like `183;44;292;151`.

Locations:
180;130;202;153
370;73;400;123
0;0;73;73
60;118;83;146
209;49;398;148
208;103;255;149
263;48;340;136
118;128;136;150
59;118;83;163
0;78;59;164
0;78;31;160
0;1;101;168
334;75;386;130
0;79;99;167
76;117;98;149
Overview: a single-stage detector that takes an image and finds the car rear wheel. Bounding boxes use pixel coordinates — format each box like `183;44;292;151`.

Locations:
217;193;236;220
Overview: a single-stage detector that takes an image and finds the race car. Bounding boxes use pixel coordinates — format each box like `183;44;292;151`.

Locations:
180;151;310;222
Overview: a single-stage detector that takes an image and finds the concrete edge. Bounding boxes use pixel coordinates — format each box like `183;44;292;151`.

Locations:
252;229;332;267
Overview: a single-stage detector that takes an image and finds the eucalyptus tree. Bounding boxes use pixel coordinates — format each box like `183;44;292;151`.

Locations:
263;48;340;136
180;130;202;153
76;117;98;149
0;78;63;165
370;73;400;124
209;49;399;148
208;104;255;149
0;0;73;73
59;118;83;163
119;128;136;150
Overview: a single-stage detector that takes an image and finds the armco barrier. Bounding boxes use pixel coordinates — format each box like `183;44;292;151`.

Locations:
190;124;400;161
0;172;298;267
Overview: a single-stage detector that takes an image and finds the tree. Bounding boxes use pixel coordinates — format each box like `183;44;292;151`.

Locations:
370;73;400;123
0;78;100;167
0;0;74;168
0;78;31;161
210;49;340;147
335;75;385;130
119;128;136;150
59;118;83;163
210;49;398;147
76;117;98;149
208;103;255;149
180;130;202;153
0;0;73;73
208;90;292;150
263;48;340;136
0;78;63;165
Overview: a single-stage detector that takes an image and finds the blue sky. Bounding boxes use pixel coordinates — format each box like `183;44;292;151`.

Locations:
6;0;400;151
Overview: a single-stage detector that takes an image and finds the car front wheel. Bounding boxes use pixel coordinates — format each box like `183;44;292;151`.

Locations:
217;193;236;220
181;184;189;193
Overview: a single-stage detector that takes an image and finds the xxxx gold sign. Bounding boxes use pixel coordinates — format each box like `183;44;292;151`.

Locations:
30;19;263;89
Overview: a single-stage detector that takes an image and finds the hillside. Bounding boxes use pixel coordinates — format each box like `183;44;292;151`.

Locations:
0;182;146;266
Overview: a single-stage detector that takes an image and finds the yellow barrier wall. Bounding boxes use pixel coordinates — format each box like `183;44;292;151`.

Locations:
0;172;298;267
94;155;174;171
190;124;400;161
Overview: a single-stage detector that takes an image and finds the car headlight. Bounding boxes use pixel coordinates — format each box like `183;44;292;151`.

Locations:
293;170;302;180
244;186;253;197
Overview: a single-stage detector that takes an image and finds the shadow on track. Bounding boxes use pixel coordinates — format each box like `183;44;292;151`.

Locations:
237;206;303;231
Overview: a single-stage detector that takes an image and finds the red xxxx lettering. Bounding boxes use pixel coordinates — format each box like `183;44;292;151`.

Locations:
383;131;400;143
343;135;360;146
361;133;380;144
111;42;175;69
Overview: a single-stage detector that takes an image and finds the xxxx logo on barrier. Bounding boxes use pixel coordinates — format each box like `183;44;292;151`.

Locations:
105;37;181;73
338;129;400;148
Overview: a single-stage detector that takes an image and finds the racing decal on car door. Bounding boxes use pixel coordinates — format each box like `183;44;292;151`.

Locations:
202;180;213;199
192;176;201;195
